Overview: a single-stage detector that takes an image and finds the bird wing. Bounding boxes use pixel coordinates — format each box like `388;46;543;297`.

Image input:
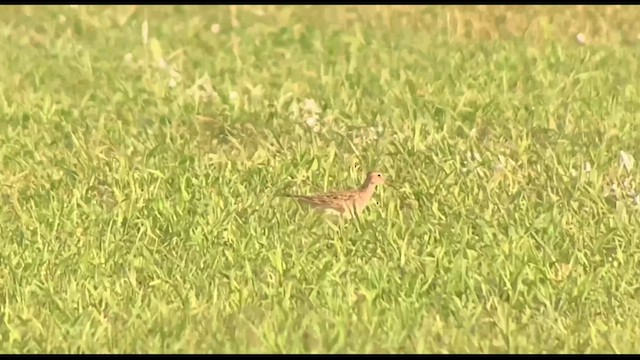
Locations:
287;191;358;213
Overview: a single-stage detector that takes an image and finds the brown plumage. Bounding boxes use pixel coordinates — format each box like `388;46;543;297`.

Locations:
284;171;387;219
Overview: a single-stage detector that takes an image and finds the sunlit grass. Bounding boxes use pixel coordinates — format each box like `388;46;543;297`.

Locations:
1;5;640;353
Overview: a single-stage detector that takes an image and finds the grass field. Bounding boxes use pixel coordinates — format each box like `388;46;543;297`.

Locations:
2;5;640;353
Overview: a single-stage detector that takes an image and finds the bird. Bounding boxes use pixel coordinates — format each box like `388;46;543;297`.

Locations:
282;171;388;219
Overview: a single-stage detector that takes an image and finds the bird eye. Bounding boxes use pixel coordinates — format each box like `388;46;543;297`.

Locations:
377;174;381;177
